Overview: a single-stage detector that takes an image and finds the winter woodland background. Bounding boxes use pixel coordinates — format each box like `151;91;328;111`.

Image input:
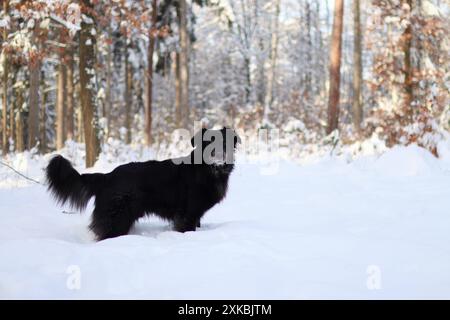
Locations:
0;0;448;166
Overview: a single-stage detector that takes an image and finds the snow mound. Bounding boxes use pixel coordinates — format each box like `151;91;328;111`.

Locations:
437;139;450;169
374;144;440;176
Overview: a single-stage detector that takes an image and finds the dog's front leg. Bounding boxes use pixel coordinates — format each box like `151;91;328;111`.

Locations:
174;214;199;233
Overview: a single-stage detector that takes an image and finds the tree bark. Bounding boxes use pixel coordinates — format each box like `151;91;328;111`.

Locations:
39;68;48;153
2;0;8;154
256;38;265;107
178;0;189;127
105;24;112;139
174;51;181;126
79;0;100;167
15;92;24;153
244;56;251;104
305;1;312;93
402;0;413;118
352;0;363;135
66;46;74;141
14;80;24;153
315;0;326;93
77;105;84;143
56;33;66;150
124;43;132;144
264;0;280;114
28;39;40;150
326;0;344;135
145;0;158;145
9;65;17;151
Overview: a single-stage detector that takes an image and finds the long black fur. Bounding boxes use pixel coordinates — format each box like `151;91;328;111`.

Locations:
46;127;240;241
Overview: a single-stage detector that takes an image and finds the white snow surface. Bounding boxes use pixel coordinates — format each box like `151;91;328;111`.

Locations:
1;143;450;299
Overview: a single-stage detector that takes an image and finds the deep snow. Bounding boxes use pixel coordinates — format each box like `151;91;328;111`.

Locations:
1;143;450;299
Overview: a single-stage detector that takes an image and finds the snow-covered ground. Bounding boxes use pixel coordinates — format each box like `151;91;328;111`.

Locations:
1;142;450;299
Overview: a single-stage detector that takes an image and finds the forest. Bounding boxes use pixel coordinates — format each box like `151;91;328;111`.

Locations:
0;0;449;167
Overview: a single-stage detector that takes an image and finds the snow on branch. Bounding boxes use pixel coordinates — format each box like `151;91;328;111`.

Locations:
50;14;81;37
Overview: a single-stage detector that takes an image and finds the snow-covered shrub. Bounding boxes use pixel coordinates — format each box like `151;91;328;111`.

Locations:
365;105;448;157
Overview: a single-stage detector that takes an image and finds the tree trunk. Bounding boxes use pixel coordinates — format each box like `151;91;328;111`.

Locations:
9;99;14;151
352;0;363;135
402;0;413;118
174;51;181;126
28;54;40;150
2;0;8;154
77;106;84;143
145;0;158;145
39;69;47;153
244;56;251;104
56;38;66;150
256;38;265;107
15;98;24;153
15;112;24;153
264;0;280;114
124;43;132;144
9;66;17;151
305;1;312;94
75;79;82;142
79;0;100;167
315;0;325;94
105;25;112;139
326;0;344;135
66;47;74;141
178;0;189;127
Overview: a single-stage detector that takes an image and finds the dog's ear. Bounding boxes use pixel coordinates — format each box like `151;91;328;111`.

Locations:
191;128;207;147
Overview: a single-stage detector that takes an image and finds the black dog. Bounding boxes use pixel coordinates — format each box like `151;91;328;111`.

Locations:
46;127;240;240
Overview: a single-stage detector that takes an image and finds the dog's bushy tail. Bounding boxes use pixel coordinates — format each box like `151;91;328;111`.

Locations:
46;155;105;211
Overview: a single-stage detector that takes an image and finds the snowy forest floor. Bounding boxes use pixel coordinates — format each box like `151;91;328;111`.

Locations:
1;141;450;299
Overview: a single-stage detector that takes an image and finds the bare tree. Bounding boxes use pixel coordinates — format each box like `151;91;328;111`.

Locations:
174;52;182;126
352;0;363;135
66;46;75;141
402;0;413;117
264;0;281;117
39;70;48;153
105;23;113;139
326;0;344;135
15;109;24;152
9;66;15;149
79;0;100;167
124;42;132;144
2;0;9;153
304;1;312;93
14;77;24;152
145;0;158;144
178;0;189;127
28;30;40;150
229;0;256;104
56;30;66;150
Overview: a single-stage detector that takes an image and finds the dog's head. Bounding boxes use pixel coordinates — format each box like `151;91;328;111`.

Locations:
191;127;240;165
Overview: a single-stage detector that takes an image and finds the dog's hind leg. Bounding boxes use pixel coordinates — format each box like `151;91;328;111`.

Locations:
89;194;137;241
